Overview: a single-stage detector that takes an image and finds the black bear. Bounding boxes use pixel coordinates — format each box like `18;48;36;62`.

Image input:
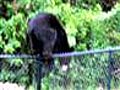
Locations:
26;12;72;75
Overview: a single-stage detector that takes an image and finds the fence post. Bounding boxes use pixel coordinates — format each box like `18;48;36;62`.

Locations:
35;55;42;90
107;51;114;90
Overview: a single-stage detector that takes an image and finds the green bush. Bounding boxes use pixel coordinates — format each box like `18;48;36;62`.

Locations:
0;13;27;53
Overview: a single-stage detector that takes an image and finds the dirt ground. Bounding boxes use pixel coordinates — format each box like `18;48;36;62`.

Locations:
0;82;25;90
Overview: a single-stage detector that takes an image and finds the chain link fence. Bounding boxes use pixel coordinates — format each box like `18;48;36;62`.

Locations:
0;47;120;90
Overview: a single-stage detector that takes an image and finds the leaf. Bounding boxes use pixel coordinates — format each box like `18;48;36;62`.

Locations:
68;35;76;47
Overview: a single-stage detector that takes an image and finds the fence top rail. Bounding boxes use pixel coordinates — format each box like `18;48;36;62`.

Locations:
0;46;120;59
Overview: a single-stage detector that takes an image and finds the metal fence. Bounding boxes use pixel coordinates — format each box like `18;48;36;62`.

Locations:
1;47;120;90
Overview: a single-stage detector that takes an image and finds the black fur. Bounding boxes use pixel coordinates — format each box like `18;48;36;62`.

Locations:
26;12;73;76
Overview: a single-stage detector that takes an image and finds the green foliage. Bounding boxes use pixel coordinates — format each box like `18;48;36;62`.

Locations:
41;54;109;90
0;13;27;53
77;0;99;9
